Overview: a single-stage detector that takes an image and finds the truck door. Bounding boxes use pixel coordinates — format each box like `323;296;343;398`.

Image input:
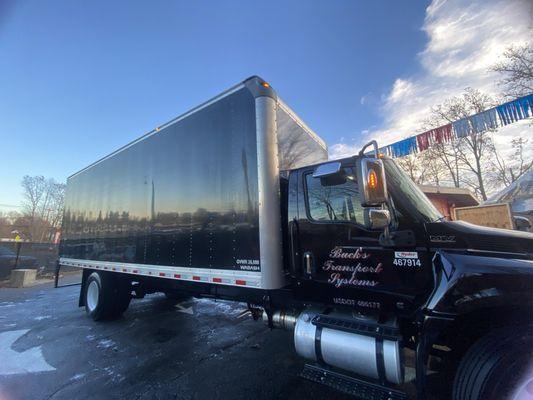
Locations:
294;163;433;312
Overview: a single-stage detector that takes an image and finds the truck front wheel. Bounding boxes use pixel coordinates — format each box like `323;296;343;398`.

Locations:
84;271;131;321
452;327;533;400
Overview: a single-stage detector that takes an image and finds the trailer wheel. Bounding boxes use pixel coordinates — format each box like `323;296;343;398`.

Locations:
84;271;131;321
452;327;533;400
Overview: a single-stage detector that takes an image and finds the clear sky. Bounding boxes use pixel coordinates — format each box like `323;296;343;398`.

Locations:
0;0;531;210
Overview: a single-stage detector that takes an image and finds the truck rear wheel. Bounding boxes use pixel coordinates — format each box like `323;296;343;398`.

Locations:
452;327;533;400
84;271;131;321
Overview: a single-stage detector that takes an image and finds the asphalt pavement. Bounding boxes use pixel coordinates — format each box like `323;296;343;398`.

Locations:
0;274;442;400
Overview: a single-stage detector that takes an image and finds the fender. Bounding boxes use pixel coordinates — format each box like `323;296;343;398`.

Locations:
413;250;533;399
425;250;533;315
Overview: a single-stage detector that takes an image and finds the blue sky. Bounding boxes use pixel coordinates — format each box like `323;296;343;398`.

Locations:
0;1;428;208
0;0;531;210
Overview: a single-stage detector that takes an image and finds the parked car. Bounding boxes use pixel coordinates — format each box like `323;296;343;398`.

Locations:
514;215;532;232
0;245;38;279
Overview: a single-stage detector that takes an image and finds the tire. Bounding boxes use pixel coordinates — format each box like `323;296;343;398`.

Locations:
452;327;533;400
84;271;131;321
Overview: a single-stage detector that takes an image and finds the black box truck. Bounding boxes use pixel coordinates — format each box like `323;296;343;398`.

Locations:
59;76;533;400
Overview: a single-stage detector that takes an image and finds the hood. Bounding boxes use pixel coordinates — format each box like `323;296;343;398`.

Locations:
425;220;533;257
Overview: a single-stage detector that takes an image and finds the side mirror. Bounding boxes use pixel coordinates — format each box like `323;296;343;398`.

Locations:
313;161;341;178
513;215;531;232
364;208;391;230
356;157;388;206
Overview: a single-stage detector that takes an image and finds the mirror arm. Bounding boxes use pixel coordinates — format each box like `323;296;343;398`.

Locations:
358;140;379;158
382;216;390;240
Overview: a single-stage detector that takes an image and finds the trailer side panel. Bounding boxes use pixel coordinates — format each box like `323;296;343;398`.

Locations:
60;86;262;285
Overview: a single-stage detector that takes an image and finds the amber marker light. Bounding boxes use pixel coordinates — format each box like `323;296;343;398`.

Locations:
368;169;378;189
261;81;270;88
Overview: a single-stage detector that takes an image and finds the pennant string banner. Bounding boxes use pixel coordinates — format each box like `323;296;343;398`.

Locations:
379;93;532;158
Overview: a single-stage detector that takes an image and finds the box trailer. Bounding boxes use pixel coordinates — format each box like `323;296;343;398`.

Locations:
59;77;533;400
60;77;326;292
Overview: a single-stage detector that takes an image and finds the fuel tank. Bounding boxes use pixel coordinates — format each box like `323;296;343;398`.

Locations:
293;310;404;385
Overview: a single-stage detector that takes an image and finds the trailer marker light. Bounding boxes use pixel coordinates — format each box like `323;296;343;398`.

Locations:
174;274;181;278
261;82;270;88
213;277;222;283
193;276;201;281
159;272;165;277
236;279;246;286
132;270;139;274
122;268;128;272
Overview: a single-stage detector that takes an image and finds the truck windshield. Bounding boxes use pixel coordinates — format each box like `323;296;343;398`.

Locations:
383;158;442;223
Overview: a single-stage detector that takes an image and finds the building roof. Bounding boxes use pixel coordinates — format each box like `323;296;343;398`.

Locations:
485;169;533;214
418;185;479;208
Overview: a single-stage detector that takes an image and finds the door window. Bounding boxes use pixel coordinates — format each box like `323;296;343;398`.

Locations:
305;168;364;223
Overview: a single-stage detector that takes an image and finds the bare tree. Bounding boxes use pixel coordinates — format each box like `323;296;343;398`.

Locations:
396;155;423;183
278;132;316;170
428;88;497;200
491;43;533;99
423;147;449;186
428;142;461;188
396;153;432;184
20;175;65;242
419;117;463;188
21;175;46;240
396;147;450;188
21;175;46;221
490;137;532;187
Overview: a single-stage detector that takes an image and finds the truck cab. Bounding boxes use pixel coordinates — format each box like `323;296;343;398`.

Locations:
285;147;436;315
274;141;533;399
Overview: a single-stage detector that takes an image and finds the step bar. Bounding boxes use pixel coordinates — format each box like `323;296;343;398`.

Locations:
300;364;408;400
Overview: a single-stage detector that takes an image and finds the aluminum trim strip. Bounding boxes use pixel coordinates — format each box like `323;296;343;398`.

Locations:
255;96;285;289
59;257;262;288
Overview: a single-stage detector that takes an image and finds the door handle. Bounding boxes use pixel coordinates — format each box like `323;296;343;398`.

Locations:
289;218;299;275
303;252;314;275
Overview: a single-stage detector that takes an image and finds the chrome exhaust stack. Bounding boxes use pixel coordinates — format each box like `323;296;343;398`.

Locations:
262;309;298;330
